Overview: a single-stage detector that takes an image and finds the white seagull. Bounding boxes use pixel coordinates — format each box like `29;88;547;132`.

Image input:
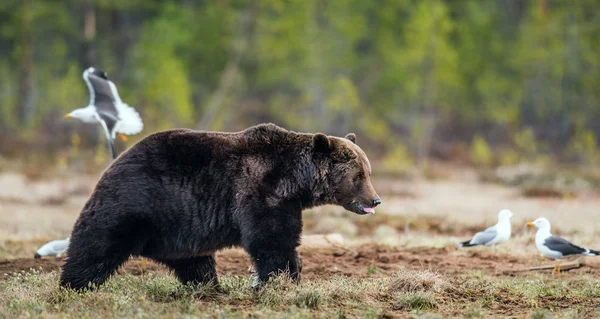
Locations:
34;237;70;259
65;67;143;159
458;209;514;250
527;217;599;275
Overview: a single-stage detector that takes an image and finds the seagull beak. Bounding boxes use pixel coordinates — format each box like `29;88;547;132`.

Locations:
64;113;72;119
526;222;534;227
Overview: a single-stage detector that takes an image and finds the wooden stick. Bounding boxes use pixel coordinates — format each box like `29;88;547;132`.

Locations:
503;258;584;274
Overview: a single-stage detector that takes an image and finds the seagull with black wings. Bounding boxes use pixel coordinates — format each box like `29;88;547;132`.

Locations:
527;217;600;275
65;67;143;159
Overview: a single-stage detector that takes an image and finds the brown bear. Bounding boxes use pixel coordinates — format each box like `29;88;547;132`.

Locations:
60;123;381;290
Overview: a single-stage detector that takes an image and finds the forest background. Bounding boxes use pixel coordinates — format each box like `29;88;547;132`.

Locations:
1;0;599;172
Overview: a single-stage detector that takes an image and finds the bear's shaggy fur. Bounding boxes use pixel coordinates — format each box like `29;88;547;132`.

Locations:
60;123;381;290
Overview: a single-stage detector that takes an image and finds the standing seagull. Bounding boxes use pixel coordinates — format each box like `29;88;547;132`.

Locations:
458;209;514;250
34;237;70;259
527;217;599;275
65;67;143;159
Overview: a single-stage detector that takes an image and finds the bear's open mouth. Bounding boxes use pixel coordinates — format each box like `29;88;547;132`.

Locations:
354;202;376;215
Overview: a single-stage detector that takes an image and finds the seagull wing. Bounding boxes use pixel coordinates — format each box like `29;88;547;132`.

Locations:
37;240;62;256
50;239;69;253
83;68;118;116
469;225;498;246
96;104;119;136
108;81;143;135
94;112;118;159
36;242;53;256
543;236;588;256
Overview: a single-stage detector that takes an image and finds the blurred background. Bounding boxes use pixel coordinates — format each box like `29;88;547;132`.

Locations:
1;0;600;173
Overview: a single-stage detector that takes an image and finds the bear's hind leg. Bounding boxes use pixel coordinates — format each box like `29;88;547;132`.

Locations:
60;224;141;290
60;253;130;290
159;255;219;287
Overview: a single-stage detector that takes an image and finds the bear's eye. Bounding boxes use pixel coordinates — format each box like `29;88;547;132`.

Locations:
353;172;364;184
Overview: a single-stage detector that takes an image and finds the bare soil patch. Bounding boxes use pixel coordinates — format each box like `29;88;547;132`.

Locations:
3;244;598;281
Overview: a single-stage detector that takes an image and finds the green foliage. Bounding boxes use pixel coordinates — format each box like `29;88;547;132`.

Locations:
1;0;600;165
497;148;521;166
453;1;522;124
469;135;493;166
401;0;458;108
568;129;599;164
43;64;87;116
0;62;18;129
130;4;195;130
512;127;544;164
382;144;414;173
514;127;537;155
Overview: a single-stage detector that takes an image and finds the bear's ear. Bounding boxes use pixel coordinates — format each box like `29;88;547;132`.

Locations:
313;133;331;153
345;133;356;144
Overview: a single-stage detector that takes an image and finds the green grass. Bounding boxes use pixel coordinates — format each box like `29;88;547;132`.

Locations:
0;270;391;318
392;292;438;311
1;267;599;318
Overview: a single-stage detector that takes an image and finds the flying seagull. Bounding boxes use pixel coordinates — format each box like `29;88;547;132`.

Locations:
458;209;513;250
65;67;143;159
34;237;70;259
527;217;599;275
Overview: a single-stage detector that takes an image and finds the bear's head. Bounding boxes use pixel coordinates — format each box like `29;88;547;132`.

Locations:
313;132;381;215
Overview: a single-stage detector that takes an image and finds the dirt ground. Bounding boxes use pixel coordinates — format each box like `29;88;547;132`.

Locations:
3;244;598;281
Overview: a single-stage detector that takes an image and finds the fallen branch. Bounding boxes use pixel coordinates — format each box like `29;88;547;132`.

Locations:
503;258;585;274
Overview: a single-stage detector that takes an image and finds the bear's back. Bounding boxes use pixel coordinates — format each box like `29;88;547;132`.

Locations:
123;124;291;161
97;124;297;194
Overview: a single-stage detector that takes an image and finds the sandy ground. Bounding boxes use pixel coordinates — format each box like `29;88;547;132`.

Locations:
3;169;600;242
2;169;600;257
375;175;600;236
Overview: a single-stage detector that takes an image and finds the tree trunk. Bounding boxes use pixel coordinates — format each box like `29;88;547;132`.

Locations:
82;0;96;67
18;0;35;128
196;3;257;130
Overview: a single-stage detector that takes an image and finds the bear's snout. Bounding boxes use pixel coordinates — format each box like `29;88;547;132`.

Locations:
372;198;382;207
349;196;382;215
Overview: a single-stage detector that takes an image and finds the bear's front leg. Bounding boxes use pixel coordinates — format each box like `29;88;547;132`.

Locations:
248;246;300;288
241;203;302;288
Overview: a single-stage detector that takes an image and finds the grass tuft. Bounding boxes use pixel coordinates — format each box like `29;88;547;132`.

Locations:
392;291;437;311
293;291;321;309
529;309;550;319
389;270;449;294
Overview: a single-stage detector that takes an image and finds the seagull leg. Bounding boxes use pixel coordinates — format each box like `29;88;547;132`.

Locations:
551;263;558;275
118;133;128;142
96;116;118;159
556;262;561;275
108;137;117;159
